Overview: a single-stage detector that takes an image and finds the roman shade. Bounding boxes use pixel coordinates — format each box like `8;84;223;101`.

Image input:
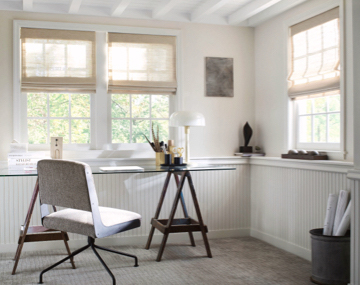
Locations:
288;7;340;99
21;28;96;93
108;33;177;95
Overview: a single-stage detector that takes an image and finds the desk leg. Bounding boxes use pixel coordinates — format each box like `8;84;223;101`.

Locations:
187;172;212;258
173;173;196;247
145;172;172;250
12;179;76;275
156;171;187;262
12;179;39;275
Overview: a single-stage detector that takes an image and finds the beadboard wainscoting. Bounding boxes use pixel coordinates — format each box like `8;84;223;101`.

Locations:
250;158;353;261
0;159;250;253
347;170;360;285
0;157;355;263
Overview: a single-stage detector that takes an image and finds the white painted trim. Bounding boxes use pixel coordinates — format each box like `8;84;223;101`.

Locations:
13;20;182;36
13;20;181;151
251;229;311;261
283;0;346;154
153;0;180;19
228;0;281;25
250;156;353;173
247;0;307;27
191;0;231;22
347;169;360;180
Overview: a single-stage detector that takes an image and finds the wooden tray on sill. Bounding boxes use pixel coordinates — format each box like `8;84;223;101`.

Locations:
281;154;328;160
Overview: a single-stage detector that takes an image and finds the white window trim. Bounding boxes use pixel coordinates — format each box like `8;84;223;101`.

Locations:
283;0;346;158
13;20;182;156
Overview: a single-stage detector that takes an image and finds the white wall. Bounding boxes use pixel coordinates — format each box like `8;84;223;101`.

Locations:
0;10;255;161
254;0;353;161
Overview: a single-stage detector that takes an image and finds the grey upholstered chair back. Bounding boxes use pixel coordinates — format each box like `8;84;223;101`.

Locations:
37;160;92;212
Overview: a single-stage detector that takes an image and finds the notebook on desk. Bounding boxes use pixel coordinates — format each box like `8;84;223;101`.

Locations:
99;166;144;172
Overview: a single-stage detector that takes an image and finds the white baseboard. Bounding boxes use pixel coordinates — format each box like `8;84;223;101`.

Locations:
250;229;311;261
0;228;250;254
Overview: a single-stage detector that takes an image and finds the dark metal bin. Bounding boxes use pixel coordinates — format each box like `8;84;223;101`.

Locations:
310;228;350;285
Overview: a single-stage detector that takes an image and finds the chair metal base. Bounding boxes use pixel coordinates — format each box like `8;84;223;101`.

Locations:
39;237;138;285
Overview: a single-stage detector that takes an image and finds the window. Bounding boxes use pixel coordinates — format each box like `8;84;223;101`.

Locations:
20;28;95;146
27;93;91;144
289;7;341;150
297;91;340;144
108;33;176;144
16;24;178;149
111;94;169;143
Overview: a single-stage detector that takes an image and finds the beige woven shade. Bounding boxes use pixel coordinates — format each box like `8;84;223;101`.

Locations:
288;7;340;99
21;28;96;93
108;33;177;95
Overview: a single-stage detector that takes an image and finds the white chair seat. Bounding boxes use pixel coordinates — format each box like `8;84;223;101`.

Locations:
43;206;141;238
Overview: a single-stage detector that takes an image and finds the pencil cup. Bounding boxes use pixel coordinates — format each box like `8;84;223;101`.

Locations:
155;152;165;166
174;157;183;165
164;154;172;165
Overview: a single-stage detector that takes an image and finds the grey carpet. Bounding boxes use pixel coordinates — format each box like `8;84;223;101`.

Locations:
0;237;312;285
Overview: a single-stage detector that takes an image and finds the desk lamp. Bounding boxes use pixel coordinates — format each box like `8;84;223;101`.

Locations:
169;111;205;163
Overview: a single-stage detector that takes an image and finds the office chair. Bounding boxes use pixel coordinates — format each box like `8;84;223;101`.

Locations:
37;160;141;285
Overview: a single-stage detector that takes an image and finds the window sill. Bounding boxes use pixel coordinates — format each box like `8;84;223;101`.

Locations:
249;156;353;173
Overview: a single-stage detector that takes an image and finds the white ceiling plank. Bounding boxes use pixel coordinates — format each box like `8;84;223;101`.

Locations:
228;0;281;25
23;0;33;11
111;0;132;16
68;0;82;14
247;0;308;26
191;0;232;22
152;0;179;19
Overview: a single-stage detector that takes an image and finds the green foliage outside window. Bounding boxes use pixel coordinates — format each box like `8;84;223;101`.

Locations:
298;95;340;144
111;94;169;143
27;93;91;144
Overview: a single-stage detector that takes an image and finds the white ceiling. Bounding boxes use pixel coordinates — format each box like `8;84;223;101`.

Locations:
0;0;308;26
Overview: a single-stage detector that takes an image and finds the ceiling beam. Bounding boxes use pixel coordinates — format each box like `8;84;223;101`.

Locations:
111;0;132;16
228;0;281;25
191;0;231;22
23;0;33;11
68;0;82;14
152;0;180;19
247;0;308;26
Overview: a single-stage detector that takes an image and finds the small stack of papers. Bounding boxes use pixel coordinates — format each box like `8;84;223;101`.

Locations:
99;166;144;172
323;190;351;236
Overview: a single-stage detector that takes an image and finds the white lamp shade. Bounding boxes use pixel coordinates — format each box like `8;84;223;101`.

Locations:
169;111;205;127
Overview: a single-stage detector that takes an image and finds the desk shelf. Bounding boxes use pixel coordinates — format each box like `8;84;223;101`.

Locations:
151;217;208;234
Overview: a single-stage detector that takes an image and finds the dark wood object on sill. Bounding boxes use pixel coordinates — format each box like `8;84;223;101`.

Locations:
281;154;328;160
12;178;75;275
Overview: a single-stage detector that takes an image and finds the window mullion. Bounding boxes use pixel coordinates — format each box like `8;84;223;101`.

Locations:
129;94;133;143
47;93;50;144
68;94;72;144
149;94;152;139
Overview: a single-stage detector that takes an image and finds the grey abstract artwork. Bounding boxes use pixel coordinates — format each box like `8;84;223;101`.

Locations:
205;57;234;97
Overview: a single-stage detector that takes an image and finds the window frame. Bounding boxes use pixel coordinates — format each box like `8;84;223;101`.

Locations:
285;0;345;155
294;94;341;151
13;21;182;153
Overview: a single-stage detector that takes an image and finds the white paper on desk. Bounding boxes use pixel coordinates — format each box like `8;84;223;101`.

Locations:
333;190;349;235
100;166;144;172
334;200;351;236
323;193;338;236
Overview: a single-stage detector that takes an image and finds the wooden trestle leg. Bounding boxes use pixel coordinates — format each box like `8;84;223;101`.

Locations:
12;178;75;275
145;172;172;250
146;170;211;262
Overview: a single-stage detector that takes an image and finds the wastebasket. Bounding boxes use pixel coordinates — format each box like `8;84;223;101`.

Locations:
310;228;350;285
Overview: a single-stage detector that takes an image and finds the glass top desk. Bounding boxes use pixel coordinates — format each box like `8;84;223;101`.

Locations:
1;163;235;273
